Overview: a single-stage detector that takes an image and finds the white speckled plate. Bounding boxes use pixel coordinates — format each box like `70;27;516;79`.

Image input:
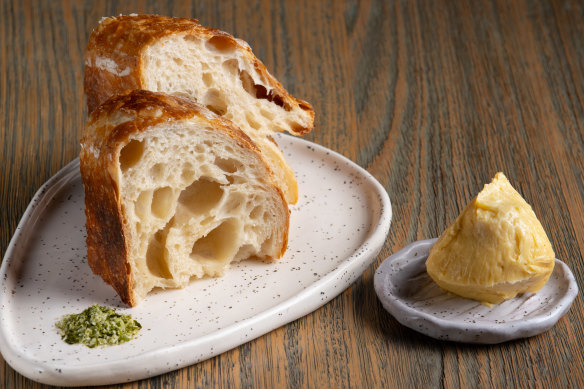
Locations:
0;134;392;386
374;239;578;344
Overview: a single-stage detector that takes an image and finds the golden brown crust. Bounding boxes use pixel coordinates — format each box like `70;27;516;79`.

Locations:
84;14;314;135
81;90;289;306
87;89;262;153
81;160;134;305
84;15;196;112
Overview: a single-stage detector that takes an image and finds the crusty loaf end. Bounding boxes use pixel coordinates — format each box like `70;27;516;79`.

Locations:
85;14;314;135
85;14;315;205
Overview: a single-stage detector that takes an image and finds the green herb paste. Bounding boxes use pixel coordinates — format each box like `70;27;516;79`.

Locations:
55;304;141;348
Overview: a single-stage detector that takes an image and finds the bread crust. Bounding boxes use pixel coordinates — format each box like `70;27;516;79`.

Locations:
80;90;289;306
84;14;314;135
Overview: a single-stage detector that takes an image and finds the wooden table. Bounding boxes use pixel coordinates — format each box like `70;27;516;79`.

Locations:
1;0;583;387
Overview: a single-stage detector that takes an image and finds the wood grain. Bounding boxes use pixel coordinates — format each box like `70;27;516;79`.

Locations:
1;0;584;387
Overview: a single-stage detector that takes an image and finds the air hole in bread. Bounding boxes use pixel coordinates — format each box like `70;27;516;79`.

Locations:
250;205;263;220
146;227;173;279
202;72;213;87
255;85;287;110
135;190;153;220
120;139;145;171
206;105;225;116
178;177;224;215
239;70;291;112
288;121;306;134
215;157;239;173
173;57;184;66
205;35;238;53
239;69;256;97
202;89;228;115
222;59;239;75
260;109;274;120
150;163;165;180
181;166;196;183
190;219;239;266
245;112;261;130
151;186;176;219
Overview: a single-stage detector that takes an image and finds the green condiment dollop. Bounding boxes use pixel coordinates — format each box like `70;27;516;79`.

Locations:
55;304;141;348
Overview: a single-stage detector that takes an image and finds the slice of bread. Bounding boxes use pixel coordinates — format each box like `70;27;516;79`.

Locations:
84;14;314;204
80;90;289;306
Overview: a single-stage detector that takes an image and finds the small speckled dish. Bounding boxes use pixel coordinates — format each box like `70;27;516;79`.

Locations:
374;239;578;344
0;134;392;386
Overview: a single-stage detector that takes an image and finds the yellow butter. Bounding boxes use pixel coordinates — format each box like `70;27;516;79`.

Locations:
426;172;555;305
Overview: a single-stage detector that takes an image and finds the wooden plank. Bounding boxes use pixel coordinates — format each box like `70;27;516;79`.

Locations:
1;0;584;387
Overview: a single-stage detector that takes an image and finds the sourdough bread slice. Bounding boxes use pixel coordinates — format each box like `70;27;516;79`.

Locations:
84;14;314;204
80;90;289;306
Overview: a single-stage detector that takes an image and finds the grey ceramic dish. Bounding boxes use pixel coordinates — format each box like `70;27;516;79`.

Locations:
374;238;578;344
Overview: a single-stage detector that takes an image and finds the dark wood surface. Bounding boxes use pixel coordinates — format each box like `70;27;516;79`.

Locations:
1;0;583;387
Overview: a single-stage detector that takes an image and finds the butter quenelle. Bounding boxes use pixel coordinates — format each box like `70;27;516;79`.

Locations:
426;172;555;306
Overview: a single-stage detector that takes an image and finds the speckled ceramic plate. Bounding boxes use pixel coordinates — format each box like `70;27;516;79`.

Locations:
374;239;578;344
0;134;391;386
